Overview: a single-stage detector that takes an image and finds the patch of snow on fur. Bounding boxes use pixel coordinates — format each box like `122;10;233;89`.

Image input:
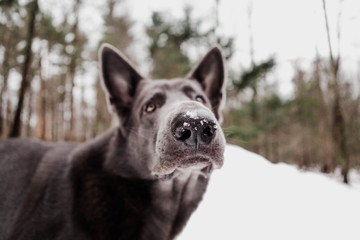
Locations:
185;111;198;119
179;144;360;240
183;122;190;127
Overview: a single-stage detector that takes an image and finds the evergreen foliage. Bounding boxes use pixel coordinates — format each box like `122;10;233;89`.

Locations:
146;7;234;79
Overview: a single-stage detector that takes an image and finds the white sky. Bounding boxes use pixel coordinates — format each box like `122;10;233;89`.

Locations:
39;0;360;98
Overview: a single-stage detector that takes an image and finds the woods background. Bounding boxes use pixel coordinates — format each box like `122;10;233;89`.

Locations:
0;0;359;183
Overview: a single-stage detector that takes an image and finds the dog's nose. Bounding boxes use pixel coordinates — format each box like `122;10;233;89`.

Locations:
171;111;218;147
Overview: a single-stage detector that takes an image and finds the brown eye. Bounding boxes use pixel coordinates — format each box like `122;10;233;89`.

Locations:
195;96;205;104
145;102;156;113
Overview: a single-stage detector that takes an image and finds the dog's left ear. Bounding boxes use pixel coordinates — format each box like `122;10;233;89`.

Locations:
187;46;226;123
99;44;144;125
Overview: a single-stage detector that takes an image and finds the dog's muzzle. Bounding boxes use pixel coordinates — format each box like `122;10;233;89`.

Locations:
152;107;224;180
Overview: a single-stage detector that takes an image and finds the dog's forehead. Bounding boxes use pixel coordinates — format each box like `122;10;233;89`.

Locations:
136;78;204;100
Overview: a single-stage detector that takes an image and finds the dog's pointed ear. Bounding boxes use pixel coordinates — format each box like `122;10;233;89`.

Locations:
187;46;226;123
99;43;144;120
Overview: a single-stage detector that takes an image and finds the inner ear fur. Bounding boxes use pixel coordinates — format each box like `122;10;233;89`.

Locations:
187;46;226;122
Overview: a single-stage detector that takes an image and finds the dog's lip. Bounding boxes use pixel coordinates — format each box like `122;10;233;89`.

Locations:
154;155;220;180
154;163;213;181
183;155;223;169
181;155;211;166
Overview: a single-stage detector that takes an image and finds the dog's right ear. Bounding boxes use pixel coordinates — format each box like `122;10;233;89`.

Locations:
187;46;226;123
99;44;144;121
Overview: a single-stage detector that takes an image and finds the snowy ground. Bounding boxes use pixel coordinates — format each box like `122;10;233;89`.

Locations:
178;144;360;240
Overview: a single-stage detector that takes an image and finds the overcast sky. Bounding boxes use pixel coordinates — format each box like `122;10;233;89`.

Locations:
41;0;360;97
127;0;360;97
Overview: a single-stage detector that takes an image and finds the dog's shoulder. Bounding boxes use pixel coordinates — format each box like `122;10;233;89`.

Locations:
0;138;77;177
0;138;52;159
0;138;52;186
0;138;77;237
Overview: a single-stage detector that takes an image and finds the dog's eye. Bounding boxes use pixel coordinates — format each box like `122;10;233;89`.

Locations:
195;96;205;104
145;102;156;113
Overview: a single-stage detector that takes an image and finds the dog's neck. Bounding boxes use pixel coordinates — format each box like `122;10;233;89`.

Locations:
101;128;155;179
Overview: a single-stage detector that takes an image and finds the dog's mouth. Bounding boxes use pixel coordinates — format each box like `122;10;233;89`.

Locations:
153;155;221;181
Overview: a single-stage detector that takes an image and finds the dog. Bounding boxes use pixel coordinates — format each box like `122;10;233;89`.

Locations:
0;44;226;240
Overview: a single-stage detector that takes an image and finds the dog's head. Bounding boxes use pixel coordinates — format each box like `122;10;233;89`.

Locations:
99;44;226;180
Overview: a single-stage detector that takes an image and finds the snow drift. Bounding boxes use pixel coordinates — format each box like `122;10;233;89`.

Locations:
179;144;360;240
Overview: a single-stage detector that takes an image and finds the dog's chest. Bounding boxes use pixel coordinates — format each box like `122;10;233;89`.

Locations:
74;170;208;240
144;171;209;239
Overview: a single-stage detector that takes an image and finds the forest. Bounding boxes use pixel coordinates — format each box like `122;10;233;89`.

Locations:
0;0;359;183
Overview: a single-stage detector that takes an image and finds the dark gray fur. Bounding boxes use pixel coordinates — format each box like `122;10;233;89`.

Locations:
0;44;226;240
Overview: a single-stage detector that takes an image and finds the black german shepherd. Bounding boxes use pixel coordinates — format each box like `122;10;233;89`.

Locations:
0;44;226;240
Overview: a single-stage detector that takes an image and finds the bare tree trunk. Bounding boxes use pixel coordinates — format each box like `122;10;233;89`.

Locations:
9;0;38;137
65;0;81;141
35;58;46;139
79;83;86;141
0;8;10;137
313;57;333;173
333;94;349;183
247;0;254;65
0;56;9;137
247;1;260;154
26;90;33;137
50;83;57;141
250;86;259;153
247;0;257;125
35;86;46;140
0;68;8;136
58;76;66;141
0;99;2;137
1;32;13;137
322;0;349;183
0;89;3;137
